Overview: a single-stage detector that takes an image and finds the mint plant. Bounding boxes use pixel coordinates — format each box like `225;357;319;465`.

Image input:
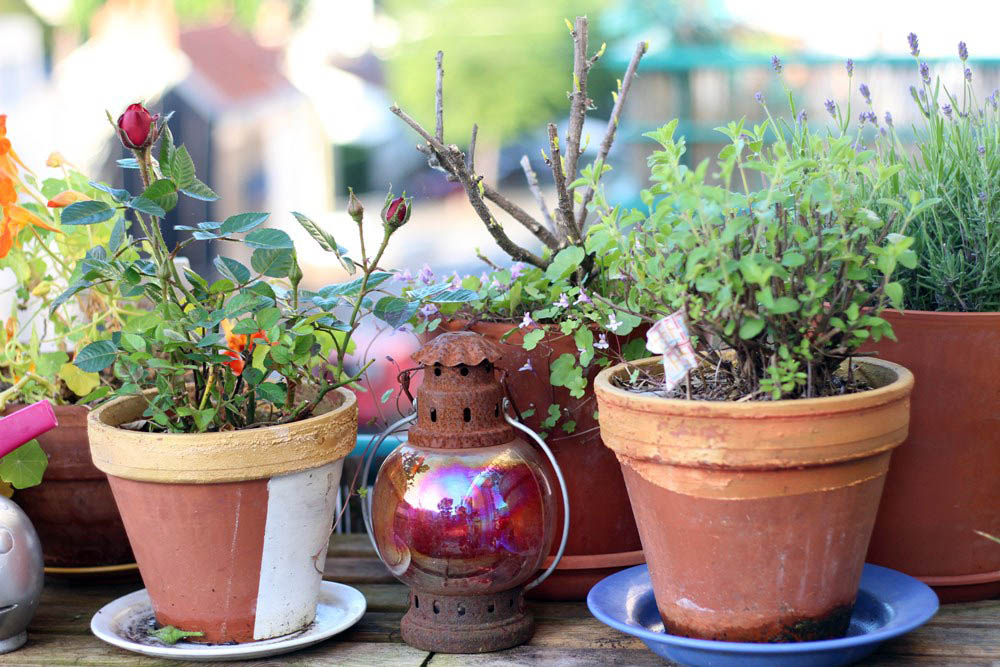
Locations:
587;81;933;399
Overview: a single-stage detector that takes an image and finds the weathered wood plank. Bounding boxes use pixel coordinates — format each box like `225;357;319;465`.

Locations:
11;634;429;666
324;556;396;584
429;645;668;666
328;533;378;558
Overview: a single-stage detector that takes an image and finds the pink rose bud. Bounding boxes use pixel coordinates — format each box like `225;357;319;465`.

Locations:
116;103;159;150
381;193;412;230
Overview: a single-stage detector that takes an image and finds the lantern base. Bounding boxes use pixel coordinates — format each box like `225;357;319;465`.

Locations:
400;586;534;653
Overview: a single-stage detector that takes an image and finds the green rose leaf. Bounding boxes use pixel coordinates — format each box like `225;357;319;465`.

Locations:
245;228;294;250
127;196;166;217
292;211;355;274
220;212;269;236
61;200;114;226
373;296;418;329
141;179;179;213
214;256;251;284
170;146;196;188
251;248;295;278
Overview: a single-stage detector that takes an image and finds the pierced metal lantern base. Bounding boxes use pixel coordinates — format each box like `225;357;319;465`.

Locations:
400;586;534;653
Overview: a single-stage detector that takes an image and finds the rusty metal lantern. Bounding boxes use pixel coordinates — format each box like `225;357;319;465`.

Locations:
362;332;569;653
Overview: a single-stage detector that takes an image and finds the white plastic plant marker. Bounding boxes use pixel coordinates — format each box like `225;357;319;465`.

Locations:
645;311;699;392
89;581;365;662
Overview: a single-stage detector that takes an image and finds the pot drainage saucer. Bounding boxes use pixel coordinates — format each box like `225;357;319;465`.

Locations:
587;563;938;667
90;580;366;662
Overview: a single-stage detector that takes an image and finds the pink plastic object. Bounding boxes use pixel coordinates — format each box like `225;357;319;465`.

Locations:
0;401;59;459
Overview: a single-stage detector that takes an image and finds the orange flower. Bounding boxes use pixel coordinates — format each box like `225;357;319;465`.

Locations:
47;190;89;208
4;316;15;342
0;115;61;259
220;319;270;375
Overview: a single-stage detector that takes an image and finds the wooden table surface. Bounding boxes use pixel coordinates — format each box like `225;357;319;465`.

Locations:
12;534;1000;666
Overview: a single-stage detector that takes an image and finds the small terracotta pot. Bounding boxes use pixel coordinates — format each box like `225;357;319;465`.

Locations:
595;356;914;642
866;309;1000;602
88;389;358;644
5;404;133;568
435;320;644;600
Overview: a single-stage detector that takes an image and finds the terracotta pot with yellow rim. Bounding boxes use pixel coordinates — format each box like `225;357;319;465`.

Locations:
88;388;358;644
595;356;914;642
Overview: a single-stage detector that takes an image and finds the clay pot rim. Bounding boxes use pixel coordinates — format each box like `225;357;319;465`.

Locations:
884;308;1000;320
595;355;913;419
88;387;358;483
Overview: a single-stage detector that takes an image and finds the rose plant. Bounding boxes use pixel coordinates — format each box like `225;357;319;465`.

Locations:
61;104;428;433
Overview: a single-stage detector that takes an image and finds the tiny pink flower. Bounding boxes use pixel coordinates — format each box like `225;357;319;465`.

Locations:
575;290;592;305
419;303;438;318
594;333;609;350
418;263;434;285
556;293;570;308
519;312;534;329
510;262;527;279
519;359;533;372
607;313;622;332
394;268;413;283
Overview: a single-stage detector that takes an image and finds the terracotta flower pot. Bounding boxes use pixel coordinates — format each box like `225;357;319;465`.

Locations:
595;356;914;642
6;404;133;568
435;320;644;600
866;309;1000;602
87;389;358;644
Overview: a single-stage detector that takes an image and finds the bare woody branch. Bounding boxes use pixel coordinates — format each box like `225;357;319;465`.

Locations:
466;123;478;172
575;40;648;230
563;16;591;194
520;155;555;234
434;50;444;143
547;123;578;245
391;104;548;268
481;183;560;249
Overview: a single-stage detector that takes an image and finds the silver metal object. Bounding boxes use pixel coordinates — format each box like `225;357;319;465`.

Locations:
0;496;44;654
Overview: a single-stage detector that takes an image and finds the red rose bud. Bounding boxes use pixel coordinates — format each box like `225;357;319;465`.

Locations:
381;193;411;230
116;103;159;150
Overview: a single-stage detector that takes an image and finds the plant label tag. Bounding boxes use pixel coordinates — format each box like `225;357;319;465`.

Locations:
645;311;698;392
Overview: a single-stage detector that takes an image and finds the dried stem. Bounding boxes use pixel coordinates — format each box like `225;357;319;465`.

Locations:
520;155;555;233
482;183;559;249
467;123;478;172
434;50;444;144
576;39;648;230
547;123;577;245
564;16;590;193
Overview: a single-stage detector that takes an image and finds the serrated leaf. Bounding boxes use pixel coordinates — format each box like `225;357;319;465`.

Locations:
220;212;269;236
180;179;219;201
108;216;128;253
214;256;251;284
0;440;48;489
251;248;295;278
73;340;118;372
49;280;93;314
171;146;195;188
128;196;166;217
256;307;281;331
245;228;293;250
256;382;287;404
292;211;355;273
141;179;178;213
61;200;114;226
88;181;131;202
373;296;418;328
885;281;903;308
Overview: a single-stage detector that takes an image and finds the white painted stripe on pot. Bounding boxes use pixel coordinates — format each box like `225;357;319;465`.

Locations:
253;459;343;641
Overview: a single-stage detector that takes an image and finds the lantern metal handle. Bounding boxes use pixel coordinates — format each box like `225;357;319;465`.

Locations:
358;399;570;592
360;410;417;561
502;398;570;591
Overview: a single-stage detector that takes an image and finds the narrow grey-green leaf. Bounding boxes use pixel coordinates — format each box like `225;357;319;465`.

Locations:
220;212;269;235
61;200;114;226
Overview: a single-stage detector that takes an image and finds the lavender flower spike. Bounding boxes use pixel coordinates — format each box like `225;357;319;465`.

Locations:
942;103;953;118
907;32;919;57
859;83;871;104
920;61;930;84
754;91;764;104
824;99;837;117
797;109;807;124
845;58;854;77
771;55;782;73
858;111;868;126
979;145;986;156
884;111;894;127
965;67;973;82
959;41;969;62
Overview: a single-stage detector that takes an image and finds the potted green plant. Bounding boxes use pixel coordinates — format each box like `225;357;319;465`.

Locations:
391;16;650;599
852;36;1000;602
587;78;926;640
65;103;423;644
0;115;140;569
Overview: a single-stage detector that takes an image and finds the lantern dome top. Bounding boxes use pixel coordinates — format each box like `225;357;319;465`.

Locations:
412;331;503;368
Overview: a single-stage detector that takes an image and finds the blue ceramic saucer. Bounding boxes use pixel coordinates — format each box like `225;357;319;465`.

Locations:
587;563;938;666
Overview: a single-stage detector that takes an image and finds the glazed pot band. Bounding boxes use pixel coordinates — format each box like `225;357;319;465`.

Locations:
88;388;358;483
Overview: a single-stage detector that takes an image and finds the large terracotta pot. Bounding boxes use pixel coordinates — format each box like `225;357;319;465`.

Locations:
595;356;914;642
436;320;643;600
6;404;133;568
88;389;358;644
866;309;1000;602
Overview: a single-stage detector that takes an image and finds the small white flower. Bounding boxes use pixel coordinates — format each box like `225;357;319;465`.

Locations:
510;262;527;279
556;293;570;309
490;278;502;290
607;312;622;332
449;272;463;289
519;359;533;372
418;263;434;285
594;333;609;350
419;303;438;318
519;312;535;329
480;271;490;284
394;269;413;283
575;290;592;305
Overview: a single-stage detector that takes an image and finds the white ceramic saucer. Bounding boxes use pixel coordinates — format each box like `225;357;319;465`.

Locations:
90;581;366;662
